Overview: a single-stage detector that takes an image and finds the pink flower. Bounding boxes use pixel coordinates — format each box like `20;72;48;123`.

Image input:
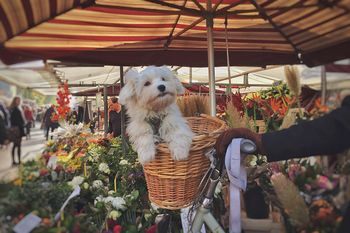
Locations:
316;175;333;190
146;224;157;233
287;164;301;182
113;225;122;233
304;184;312;191
269;162;281;174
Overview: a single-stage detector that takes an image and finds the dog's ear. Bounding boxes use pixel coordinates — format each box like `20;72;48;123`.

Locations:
174;75;185;95
119;68;139;104
159;66;185;95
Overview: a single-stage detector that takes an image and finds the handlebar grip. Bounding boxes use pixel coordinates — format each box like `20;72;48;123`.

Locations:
240;139;256;154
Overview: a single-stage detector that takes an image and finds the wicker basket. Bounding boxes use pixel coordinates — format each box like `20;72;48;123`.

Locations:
143;114;226;209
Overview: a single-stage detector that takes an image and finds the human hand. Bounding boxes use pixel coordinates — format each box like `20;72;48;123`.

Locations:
215;128;265;158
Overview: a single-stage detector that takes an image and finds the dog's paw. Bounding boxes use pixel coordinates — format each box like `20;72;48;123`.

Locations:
170;145;190;161
138;150;156;165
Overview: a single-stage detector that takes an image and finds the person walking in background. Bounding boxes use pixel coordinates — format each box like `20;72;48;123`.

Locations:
24;105;34;140
42;105;56;140
108;97;122;137
90;112;98;133
0;100;10;128
31;106;37;128
9;96;25;165
0;112;8;146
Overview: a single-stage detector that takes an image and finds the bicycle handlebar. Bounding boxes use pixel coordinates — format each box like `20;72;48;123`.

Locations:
240;139;256;154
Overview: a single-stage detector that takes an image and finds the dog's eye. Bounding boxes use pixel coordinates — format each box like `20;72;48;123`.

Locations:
144;81;151;86
161;77;166;81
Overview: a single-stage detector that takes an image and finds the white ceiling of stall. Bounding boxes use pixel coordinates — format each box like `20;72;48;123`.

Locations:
1;60;349;97
0;60;124;96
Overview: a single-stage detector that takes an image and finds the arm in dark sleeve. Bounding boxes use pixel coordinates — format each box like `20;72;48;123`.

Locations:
262;96;350;162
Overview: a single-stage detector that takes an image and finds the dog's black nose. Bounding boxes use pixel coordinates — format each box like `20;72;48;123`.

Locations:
158;85;166;92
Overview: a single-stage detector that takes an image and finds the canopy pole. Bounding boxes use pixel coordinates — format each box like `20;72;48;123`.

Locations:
103;85;108;134
120;66;127;155
206;0;216;116
320;65;328;168
224;14;232;94
189;67;193;84
321;65;327;105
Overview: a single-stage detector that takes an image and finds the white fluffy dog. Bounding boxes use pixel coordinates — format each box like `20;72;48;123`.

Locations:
119;66;193;164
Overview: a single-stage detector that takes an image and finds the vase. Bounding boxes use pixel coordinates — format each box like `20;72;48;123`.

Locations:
244;185;270;219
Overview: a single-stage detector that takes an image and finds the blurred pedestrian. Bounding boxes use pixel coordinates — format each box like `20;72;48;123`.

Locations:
9;96;25;165
24;105;34;140
42;105;58;140
0;100;10;128
0;112;8;146
90;112;98;133
108;98;122;137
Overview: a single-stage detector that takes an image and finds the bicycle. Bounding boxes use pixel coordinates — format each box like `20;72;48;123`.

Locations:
190;138;256;233
156;139;256;233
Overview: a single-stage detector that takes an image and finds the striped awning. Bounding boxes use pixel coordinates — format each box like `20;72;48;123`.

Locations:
1;0;350;67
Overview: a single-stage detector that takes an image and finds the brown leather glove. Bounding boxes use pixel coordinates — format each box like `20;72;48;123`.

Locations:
215;128;265;158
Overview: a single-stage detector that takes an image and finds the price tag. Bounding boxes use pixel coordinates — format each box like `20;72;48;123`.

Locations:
13;213;42;233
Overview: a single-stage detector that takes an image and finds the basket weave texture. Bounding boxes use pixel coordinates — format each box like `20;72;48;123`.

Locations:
143;114;226;209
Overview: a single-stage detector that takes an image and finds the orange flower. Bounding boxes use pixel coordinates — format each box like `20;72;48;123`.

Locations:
283;96;295;106
13;178;22;186
269;98;282;113
314;97;329;113
76;152;86;158
42;218;51;226
251;93;261;102
279;104;289;116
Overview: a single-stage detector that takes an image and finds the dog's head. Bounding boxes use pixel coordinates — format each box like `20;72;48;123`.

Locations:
119;66;184;111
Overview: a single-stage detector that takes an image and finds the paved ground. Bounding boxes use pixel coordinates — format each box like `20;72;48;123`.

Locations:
0;123;46;182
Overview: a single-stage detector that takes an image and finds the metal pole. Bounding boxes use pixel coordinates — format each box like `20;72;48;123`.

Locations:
189;67;193;84
320;65;328;168
224;15;232;94
103;85;108;134
244;74;249;87
321;65;327;105
206;0;216;116
120;66;127;155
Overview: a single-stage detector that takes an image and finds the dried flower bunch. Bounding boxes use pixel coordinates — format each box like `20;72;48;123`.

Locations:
177;94;210;117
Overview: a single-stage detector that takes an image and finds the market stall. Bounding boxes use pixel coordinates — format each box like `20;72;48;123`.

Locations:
0;1;350;233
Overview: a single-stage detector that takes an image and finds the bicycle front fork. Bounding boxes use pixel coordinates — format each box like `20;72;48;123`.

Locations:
190;168;225;233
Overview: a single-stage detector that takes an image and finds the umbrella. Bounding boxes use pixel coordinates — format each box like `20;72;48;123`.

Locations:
1;0;349;114
1;0;349;67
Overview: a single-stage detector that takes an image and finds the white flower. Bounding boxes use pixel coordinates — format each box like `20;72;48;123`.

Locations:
68;176;84;189
119;159;129;166
249;156;257;167
53;121;90;138
31;171;40;178
83;182;89;190
94;195;105;206
98;163;110;174
108;190;116;196
92;180;104;189
150;202;159;211
109;210;122;220
104;196;126;210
